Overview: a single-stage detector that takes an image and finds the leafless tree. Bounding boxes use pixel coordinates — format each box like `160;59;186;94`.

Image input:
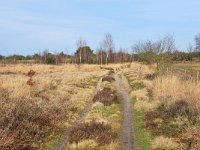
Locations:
39;50;48;64
102;33;115;64
132;35;175;71
96;43;104;66
76;38;87;64
195;33;200;60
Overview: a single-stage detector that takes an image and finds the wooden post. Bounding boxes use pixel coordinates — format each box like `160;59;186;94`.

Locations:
185;69;187;74
197;71;199;84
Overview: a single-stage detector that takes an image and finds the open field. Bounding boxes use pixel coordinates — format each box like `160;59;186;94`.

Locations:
0;64;108;149
1;62;200;150
172;61;200;71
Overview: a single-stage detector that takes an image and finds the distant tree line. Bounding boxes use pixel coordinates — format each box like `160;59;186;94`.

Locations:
0;33;200;65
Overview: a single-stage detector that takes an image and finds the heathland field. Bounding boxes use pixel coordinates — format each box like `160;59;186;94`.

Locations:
0;63;200;150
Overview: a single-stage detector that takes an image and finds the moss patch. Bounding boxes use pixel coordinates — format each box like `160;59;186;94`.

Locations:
132;97;152;150
130;82;145;91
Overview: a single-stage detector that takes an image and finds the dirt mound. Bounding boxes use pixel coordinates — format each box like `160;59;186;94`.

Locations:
69;121;117;146
102;76;115;82
93;87;119;105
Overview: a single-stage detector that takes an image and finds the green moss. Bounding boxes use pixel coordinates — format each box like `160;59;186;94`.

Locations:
46;135;62;150
131;82;145;91
93;104;121;118
134;110;152;150
132;97;152;150
88;75;99;86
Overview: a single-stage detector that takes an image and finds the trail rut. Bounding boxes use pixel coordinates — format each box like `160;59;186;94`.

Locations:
114;74;135;150
55;77;103;150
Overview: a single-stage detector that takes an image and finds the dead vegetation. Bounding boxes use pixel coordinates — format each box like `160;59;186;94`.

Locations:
68;121;117;146
145;101;194;138
150;74;200;149
27;70;36;86
102;75;115;82
0;95;73;150
93;87;119;106
0;64;107;149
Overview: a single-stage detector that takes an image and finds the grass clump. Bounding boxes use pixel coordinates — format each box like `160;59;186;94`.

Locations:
151;136;179;150
93;87;119;106
68;121;117;146
131;82;145;91
0;95;72;150
145;101;192;138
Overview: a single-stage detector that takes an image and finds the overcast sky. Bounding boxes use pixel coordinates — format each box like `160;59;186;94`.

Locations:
0;0;200;56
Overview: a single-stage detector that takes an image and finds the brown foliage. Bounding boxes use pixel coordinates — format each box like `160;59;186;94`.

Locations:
27;78;35;86
27;70;36;77
102;76;115;82
69;121;117;146
183;126;200;150
93;87;119;106
0;90;75;150
27;70;36;86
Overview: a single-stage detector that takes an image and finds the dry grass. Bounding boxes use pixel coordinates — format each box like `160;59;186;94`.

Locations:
173;61;200;71
122;62;200;149
152;74;200;149
153;75;200;113
151;136;180;150
67;76;122;150
123;63;157;112
0;64;107;149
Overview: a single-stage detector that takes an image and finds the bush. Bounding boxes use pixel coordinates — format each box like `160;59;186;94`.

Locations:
0;89;74;149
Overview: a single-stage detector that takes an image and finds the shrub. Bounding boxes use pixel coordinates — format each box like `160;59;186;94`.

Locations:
0;89;74;150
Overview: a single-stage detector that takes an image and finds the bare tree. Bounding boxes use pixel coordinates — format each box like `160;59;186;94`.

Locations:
76;38;87;64
195;33;200;60
97;43;104;66
40;50;48;64
102;33;115;65
132;35;175;71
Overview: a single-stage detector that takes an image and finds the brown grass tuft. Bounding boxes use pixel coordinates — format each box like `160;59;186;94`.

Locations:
93;87;119;105
68;121;117;146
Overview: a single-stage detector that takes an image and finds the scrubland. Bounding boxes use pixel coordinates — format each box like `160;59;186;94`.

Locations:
0;64;107;149
124;62;200;150
1;62;200;150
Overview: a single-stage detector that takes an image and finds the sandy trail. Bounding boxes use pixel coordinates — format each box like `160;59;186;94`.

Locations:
55;77;103;150
114;74;135;150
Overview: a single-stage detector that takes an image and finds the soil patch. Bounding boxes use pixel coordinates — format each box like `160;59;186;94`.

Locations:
102;75;115;82
93;87;119;105
68;121;117;146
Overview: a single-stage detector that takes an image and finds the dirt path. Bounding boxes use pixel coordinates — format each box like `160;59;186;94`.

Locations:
114;74;135;150
55;77;103;150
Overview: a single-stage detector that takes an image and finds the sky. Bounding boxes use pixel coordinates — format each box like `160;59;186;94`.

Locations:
0;0;200;56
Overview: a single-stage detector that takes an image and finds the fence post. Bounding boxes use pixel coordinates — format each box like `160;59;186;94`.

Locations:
197;71;199;84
